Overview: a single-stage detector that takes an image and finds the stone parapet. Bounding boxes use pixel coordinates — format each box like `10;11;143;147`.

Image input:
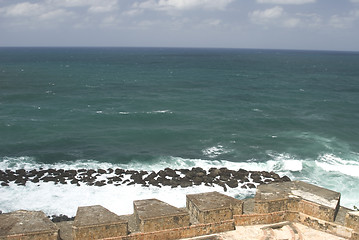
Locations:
133;199;190;233
297;211;353;239
1;181;358;240
101;219;235;240
72;205;128;240
0;210;59;240
254;197;299;213
234;211;286;226
254;181;341;222
186;191;243;224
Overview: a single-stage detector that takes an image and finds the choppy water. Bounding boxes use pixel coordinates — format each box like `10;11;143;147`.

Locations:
1;47;359;216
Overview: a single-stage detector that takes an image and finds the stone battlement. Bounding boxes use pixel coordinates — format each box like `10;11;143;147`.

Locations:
1;181;358;240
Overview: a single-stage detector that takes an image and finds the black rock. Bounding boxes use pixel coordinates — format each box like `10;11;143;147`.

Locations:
185;171;196;179
193;177;203;185
31;177;40;183
164;168;178;178
192;167;206;174
70;179;79;185
250;172;262;183
16;169;26;175
226;179;238;188
144;172;157;181
115;168;125;175
180;181;193;188
281;176;291;182
179;169;190;174
50;214;75;222
219;175;230;182
131;173;146;185
1;182;9;187
108;176;122;182
217;181;227;192
87;169;96;176
97;169;107;174
94;181;106;187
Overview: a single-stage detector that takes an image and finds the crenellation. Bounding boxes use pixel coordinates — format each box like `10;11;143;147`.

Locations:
1;180;358;240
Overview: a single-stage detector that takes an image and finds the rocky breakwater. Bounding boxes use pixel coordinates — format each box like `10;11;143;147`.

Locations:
0;167;290;191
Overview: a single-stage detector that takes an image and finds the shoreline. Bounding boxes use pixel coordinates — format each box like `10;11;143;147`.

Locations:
0;167;291;219
0;167;290;190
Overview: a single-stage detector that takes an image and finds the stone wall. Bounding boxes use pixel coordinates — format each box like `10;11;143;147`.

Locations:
1;181;359;240
101;220;235;240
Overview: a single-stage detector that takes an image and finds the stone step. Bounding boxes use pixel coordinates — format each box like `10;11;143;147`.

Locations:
133;198;190;232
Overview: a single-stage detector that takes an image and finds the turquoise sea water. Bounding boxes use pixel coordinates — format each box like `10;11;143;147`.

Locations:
1;47;359;215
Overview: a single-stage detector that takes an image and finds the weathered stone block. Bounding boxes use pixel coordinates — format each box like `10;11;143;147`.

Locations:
0;210;59;240
346;211;359;232
133;199;190;233
254;198;299;214
254;181;340;222
234;211;286;226
186;191;243;224
299;199;338;222
72;205;128;240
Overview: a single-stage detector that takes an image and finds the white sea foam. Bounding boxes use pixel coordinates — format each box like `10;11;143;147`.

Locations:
150;110;172;114
0;166;255;217
202;145;232;158
1;153;359;215
266;152;303;172
316;153;359;177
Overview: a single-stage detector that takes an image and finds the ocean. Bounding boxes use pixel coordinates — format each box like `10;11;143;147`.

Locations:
1;47;359;217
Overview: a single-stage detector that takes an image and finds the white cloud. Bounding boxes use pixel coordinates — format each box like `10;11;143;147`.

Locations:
123;8;144;17
283;17;301;27
39;9;72;20
46;0;119;13
2;2;45;17
134;0;233;11
250;6;284;23
329;10;359;29
202;19;222;27
295;13;322;28
257;0;315;4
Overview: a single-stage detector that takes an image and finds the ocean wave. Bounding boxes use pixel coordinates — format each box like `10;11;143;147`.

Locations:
202;145;232;158
1;153;359;215
316;153;359;177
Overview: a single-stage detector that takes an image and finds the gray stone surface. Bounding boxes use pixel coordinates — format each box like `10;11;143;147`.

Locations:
0;210;58;239
186;191;243;224
255;181;340;209
72;205;128;240
187;192;243;214
134;198;190;232
134;198;189;220
73;205;126;227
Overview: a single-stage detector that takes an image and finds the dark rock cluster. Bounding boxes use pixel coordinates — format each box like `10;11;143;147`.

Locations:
0;167;290;191
49;214;75;222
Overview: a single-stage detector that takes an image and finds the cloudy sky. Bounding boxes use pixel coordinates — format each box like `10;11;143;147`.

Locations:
1;0;359;51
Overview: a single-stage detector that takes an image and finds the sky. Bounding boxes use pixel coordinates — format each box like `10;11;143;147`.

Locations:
1;0;359;51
